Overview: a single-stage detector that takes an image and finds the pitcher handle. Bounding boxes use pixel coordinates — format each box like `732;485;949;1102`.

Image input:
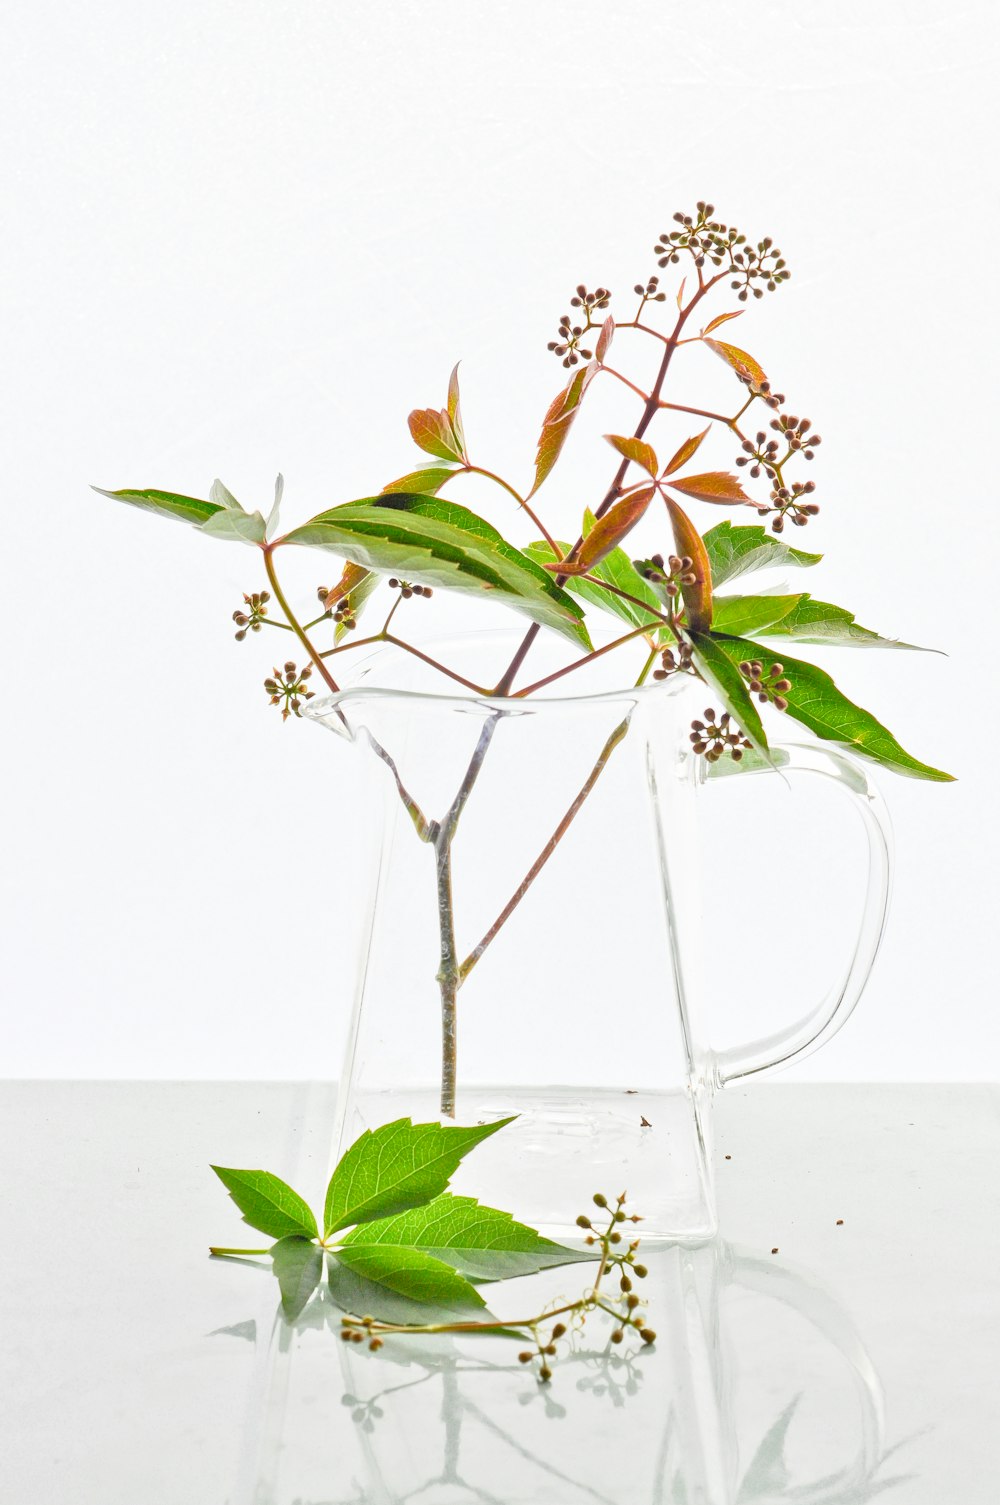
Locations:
711;742;893;1088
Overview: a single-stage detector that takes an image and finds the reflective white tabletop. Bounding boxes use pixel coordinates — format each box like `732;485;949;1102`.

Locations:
2;1082;997;1503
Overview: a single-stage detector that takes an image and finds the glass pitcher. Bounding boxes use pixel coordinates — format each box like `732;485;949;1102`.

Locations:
305;631;891;1241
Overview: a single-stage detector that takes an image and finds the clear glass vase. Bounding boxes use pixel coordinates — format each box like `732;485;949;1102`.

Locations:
306;632;891;1241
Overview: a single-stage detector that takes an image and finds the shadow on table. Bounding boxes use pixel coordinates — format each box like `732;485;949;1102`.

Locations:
213;1238;921;1505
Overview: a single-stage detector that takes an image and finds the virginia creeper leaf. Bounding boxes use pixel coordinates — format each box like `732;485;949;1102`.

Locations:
285;497;591;649
529;363;596;497
272;1237;323;1321
703;338;768;388
604;434;658;476
211;1167;318;1241
710;593;806;638
595;314;615;362
323;1116;516;1238
668;471;754;507
92;486;222;528
209;479;242;511
707;635;954;781
751;596;927;650
408;407;464;462
702;521;822;586
266;474;284;539
381;465;460;496
332;1244;486;1309
664;495;713;631
702;310;744;336
686;631;769;755
199;507;268;545
328;1254;495;1327
663;427;711;477
556;487;655;576
322;560;380;642
447;363;466;454
338;1193;593;1282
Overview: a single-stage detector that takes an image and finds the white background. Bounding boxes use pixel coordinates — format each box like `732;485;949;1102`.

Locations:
1;0;995;1080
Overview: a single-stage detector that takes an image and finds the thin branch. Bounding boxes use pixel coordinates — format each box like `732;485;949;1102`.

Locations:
513;623;658;698
457;715;631;984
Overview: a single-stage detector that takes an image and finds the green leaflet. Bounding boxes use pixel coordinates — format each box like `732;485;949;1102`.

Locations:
702;520;822;586
323;1117;515;1238
525;536;662;632
92;486;222;528
332;1243;487;1311
380;465;460;495
327;1255;498;1328
211;1166;319;1241
710;594;806;638
707;634;954;781
284;495;591;649
750;595;927;650
686;631;770;756
338;1192;592;1281
271;1237;324;1321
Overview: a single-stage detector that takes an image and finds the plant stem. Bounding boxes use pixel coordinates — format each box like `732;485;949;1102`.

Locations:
513;624;657;698
458;715;631;985
457;464;558;553
435;840;459;1117
262;545;341;695
209;1246;270;1257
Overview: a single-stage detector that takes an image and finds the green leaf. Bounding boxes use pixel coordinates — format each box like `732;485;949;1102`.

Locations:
332;1243;487;1310
707;746;790;778
525;530;662;631
447;363;466;454
338;1193;592;1281
265;473;284;538
92;486;222;528
381;465;459;496
199;508;268;545
710;594;806;638
751;595;927;650
702;521;822;586
324;1116;515;1239
209;478;242;510
284;496;591;650
271;1237;323;1321
211;1166;318;1241
707;635;954;781
686;631;770;755
327;1254;494;1327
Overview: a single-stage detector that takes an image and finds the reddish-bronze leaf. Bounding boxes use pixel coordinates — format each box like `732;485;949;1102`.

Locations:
529;364;596;497
554;486;656;576
408;407;464;462
703;338;768;389
668;471;754;506
323;560;372;611
604;434;659;476
663;426;711;477
676;277;687;309
664;496;713;631
447;363;466;454
701;310;744;336
595;315;615;363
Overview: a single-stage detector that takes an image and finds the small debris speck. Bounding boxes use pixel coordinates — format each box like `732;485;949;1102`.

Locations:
771;1247;779;1255
836;1219;844;1226
640;1115;652;1127
724;1154;731;1160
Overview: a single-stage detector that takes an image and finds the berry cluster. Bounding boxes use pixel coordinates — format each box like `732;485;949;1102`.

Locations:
634;275;667;307
547;314;594;368
637;552;697;598
232;590;271;641
569;284;611;316
263;661;315;721
652;641;695;681
689;709;752;764
765;480;819;533
740;660;792;711
388;578;433;600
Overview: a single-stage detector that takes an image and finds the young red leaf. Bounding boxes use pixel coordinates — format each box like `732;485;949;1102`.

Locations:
668;471;755;506
529;364;596;497
703;339;768;389
701;310;744;336
663;426;711;477
323;560;372;612
676;277;687;309
664;496;713;631
595;315;615;363
447;364;466;454
408;408;464;463
605;434;659;477
553;486;656;576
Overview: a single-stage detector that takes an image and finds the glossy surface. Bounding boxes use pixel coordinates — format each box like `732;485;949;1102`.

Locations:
1;1083;997;1502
